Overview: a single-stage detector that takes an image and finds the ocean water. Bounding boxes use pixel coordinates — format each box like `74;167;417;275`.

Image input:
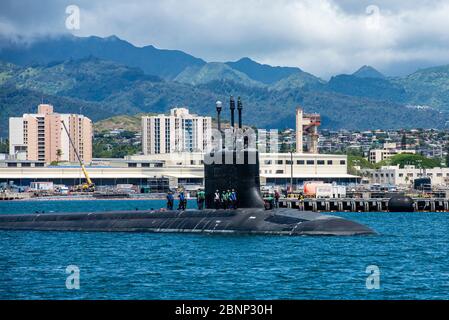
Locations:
0;200;449;300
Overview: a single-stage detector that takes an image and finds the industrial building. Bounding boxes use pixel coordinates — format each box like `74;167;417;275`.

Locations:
295;107;320;153
9;104;92;163
0;152;358;191
365;165;449;187
141;108;212;155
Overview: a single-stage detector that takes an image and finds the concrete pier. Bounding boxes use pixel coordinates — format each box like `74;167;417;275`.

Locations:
0;192;31;201
279;198;449;212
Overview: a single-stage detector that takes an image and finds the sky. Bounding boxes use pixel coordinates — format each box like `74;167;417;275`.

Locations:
1;0;449;78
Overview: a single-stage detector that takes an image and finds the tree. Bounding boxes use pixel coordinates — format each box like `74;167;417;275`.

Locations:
347;155;375;175
56;149;63;162
387;153;441;169
0;139;9;153
346;148;364;157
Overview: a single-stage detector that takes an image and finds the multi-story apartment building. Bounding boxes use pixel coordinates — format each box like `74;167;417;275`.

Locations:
9;104;92;163
142;108;212;155
368;143;416;164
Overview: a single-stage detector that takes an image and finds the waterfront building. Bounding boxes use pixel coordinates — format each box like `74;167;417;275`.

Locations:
128;152;357;188
141;108;212;155
9;104;92;163
0;152;358;190
365;165;449;187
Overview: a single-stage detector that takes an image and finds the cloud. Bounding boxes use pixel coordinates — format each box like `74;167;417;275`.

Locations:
1;0;449;78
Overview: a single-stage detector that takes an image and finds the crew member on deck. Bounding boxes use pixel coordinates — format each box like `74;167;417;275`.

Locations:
221;190;228;209
166;191;174;210
274;190;280;208
178;191;186;210
298;193;305;211
230;189;237;209
265;194;274;210
197;189;205;210
214;190;221;209
226;190;232;209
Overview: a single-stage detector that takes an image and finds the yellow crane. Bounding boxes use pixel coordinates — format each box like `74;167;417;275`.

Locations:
61;120;95;192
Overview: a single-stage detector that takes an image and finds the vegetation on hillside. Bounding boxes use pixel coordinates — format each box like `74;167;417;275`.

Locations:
94;114;155;133
0;139;8;153
347;155;375;175
93;131;141;158
339;148;445;175
377;153;443;168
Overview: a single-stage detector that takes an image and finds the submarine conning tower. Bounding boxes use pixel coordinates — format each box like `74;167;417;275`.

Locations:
204;97;265;209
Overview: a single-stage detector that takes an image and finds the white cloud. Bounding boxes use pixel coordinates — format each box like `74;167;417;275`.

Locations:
2;0;449;77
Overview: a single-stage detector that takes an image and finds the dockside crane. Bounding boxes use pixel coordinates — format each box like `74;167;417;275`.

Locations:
61;120;95;192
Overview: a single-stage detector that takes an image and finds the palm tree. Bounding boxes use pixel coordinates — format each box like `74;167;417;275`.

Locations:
56;149;63;163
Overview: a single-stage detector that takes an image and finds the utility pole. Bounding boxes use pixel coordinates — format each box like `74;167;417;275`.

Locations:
290;147;294;193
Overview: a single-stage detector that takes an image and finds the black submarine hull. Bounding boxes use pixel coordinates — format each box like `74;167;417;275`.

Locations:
388;195;415;212
0;208;375;236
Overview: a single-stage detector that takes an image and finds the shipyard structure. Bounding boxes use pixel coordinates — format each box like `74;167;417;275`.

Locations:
0;152;357;192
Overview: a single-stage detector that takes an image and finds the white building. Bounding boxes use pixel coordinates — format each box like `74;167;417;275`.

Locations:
0;152;359;190
142;108;212;155
366;165;449;187
369;143;416;163
127;152;358;188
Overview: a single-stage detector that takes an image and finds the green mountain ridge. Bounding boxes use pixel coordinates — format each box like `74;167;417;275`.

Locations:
0;58;448;138
1;34;449;136
270;71;326;91
174;62;265;87
2;34;449;114
225;57;303;84
393;65;449;110
0;34;205;80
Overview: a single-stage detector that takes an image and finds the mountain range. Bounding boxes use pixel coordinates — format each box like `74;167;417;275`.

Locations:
1;34;449;137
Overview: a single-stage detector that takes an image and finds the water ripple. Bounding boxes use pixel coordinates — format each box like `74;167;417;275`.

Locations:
1;201;449;299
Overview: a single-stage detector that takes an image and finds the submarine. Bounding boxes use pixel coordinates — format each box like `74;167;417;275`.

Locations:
0;97;375;236
388;195;414;212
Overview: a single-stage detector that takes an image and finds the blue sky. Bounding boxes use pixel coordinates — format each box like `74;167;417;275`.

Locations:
1;0;449;78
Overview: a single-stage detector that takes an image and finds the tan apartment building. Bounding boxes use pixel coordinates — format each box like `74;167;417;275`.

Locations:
9;104;92;163
368;142;416;164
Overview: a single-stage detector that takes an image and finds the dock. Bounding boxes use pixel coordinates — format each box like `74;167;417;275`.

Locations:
0;192;31;201
279;198;449;212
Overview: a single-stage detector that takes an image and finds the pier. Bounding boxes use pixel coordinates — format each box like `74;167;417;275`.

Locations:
279;198;449;212
0;192;31;201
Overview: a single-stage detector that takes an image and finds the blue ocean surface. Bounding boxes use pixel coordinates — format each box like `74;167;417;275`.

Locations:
0;199;449;300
